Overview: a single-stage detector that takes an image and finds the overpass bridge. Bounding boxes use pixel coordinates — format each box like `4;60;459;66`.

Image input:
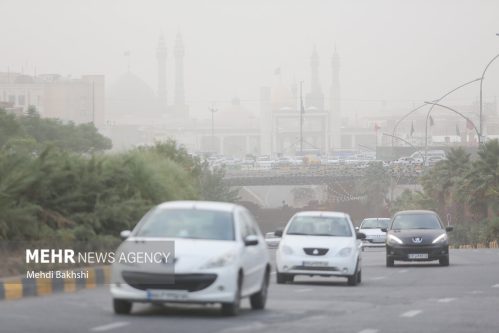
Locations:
223;166;421;187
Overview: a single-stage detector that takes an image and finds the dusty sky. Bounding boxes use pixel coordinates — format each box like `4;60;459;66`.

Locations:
1;0;499;119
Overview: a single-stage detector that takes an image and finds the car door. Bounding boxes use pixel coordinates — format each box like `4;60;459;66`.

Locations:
237;209;264;295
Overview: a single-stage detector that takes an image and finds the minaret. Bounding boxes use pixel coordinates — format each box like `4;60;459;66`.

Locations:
306;46;324;111
174;32;186;116
156;33;167;112
329;45;341;151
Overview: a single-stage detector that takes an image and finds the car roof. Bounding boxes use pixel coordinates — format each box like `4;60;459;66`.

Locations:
394;210;438;215
156;200;239;213
294;211;349;218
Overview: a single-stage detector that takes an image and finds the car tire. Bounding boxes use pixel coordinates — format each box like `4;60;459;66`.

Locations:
113;299;132;315
439;256;449;266
347;272;358;286
276;272;293;284
221;274;242;316
250;268;270;310
357;269;362;283
386;257;394;267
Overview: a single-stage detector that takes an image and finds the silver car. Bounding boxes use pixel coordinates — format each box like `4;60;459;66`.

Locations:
357;218;391;250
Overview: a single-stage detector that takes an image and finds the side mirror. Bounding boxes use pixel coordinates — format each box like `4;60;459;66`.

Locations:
446;226;454;232
244;235;259;246
120;230;131;239
380;228;388;233
274;229;283;237
356;232;366;240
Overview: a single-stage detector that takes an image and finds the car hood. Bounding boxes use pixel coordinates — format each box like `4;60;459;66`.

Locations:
389;229;446;245
122;237;240;271
281;235;355;253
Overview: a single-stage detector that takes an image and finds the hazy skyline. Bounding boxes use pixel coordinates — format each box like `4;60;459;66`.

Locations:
2;0;499;119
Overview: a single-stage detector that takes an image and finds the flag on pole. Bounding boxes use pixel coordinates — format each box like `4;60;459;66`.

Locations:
429;115;434;127
374;123;381;132
456;123;461;136
410;121;415;137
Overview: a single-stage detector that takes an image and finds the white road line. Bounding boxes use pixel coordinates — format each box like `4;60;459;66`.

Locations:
358;329;379;333
370;276;386;280
400;310;422;318
90;322;130;332
437;297;457;303
295;288;313;293
492;284;499;288
468;290;484;294
398;269;409;273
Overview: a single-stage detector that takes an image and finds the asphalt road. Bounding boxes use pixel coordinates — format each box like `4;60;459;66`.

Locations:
2;248;499;333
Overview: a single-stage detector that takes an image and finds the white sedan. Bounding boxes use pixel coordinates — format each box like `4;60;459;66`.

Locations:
275;211;365;286
111;201;271;316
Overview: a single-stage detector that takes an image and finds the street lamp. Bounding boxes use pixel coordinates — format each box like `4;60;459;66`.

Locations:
424;78;481;164
209;106;218;153
424;102;480;142
479;53;499;141
383;132;417;150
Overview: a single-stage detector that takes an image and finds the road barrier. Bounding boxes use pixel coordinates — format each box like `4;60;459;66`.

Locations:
453;240;499;249
0;266;111;301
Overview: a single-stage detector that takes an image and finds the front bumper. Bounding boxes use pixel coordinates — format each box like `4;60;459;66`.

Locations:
386;243;449;261
110;266;238;304
362;238;386;247
276;252;357;276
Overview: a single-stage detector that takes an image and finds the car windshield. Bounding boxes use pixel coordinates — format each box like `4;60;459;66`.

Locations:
134;208;235;240
361;218;391;229
286;215;352;237
391;214;442;230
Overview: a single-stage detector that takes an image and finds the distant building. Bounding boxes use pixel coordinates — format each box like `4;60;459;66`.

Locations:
0;72;105;126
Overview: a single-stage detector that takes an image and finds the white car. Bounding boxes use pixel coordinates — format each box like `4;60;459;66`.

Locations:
264;232;281;249
111;201;271;316
275;211;365;286
357;218;391;250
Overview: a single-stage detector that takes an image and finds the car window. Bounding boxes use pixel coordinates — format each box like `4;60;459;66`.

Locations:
134;208;235;241
361;218;391;229
286;215;352;237
238;210;257;239
391;214;442;230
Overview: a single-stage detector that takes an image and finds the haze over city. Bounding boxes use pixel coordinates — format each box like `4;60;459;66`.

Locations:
2;0;499;120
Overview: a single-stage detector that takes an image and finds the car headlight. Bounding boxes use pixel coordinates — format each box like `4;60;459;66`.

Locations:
280;245;294;255
337;247;352;257
432;233;448;244
387;234;403;245
200;251;236;269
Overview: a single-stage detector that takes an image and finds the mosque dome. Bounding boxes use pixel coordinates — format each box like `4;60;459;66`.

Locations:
107;72;159;117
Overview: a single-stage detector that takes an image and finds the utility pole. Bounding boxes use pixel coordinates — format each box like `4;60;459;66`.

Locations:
300;81;304;154
209;105;218;153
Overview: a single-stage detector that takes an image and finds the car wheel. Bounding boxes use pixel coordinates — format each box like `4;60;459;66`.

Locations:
250;268;270;310
347;271;358;286
386;257;394;267
357;269;362;283
221;274;242;316
439;255;449;266
276;272;293;284
113;299;132;315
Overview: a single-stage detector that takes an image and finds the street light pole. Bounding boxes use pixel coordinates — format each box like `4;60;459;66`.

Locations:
424;78;481;165
383;132;418;151
300;81;304;154
479;53;499;142
209;105;217;153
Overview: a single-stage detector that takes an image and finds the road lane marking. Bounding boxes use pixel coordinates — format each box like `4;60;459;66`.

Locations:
90;322;130;332
400;310;422;318
437;298;457;303
492;284;499;288
398;269;409;273
358;329;379;333
370;276;386;280
295;288;312;293
468;290;484;294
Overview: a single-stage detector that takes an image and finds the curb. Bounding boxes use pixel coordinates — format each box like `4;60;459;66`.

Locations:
0;266;111;301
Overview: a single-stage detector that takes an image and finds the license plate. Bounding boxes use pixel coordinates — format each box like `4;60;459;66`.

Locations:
408;253;428;259
303;261;328;267
147;290;188;301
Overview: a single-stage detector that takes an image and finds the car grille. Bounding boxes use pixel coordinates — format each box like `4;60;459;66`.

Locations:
122;271;217;291
303;248;329;256
292;265;338;271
